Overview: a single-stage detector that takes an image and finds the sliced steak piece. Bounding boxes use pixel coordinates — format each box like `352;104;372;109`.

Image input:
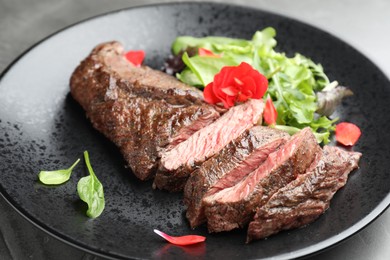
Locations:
153;99;265;192
70;42;220;180
203;127;321;233
246;146;361;242
184;126;289;228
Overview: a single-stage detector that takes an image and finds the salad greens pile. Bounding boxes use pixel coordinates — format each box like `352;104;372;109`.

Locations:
171;27;345;144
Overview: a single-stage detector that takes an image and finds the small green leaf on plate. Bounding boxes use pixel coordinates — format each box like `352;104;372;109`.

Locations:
38;158;80;185
77;151;105;218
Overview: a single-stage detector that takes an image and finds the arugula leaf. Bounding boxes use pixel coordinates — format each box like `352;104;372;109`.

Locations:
38;159;80;185
77;151;105;218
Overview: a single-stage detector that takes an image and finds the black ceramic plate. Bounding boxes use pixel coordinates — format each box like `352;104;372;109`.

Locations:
0;3;389;259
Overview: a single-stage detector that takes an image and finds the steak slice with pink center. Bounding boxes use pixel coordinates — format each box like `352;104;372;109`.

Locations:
154;99;265;192
246;146;361;242
70;41;220;180
184;126;289;228
203;127;321;233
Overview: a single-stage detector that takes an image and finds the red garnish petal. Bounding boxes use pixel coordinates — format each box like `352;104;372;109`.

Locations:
203;62;268;109
221;86;238;96
263;96;278;125
233;77;244;86
239;76;256;96
154;229;206;246
198;48;221;57
335;122;361;146
221;95;235;109
124;50;145;67
204;82;220;104
237;92;250;102
253;72;268;98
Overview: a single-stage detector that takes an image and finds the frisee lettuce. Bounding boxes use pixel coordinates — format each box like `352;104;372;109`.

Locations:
172;27;339;144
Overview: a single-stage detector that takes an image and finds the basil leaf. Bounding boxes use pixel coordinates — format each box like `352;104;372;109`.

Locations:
38;159;80;185
77;151;105;218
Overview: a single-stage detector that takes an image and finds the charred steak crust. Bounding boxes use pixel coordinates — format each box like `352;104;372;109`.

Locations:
70;42;220;180
184;126;289;228
203;128;321;233
153;99;264;192
247;146;362;242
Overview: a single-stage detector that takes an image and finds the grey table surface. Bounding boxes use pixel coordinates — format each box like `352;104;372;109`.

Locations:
0;0;389;259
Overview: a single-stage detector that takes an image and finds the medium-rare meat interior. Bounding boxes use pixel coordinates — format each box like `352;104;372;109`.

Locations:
184;126;289;228
153;98;264;192
70;42;220;180
247;146;362;242
203;128;321;233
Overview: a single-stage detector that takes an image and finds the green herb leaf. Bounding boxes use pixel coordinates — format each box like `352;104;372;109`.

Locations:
77;151;105;218
180;52;237;86
176;68;203;86
172;35;249;55
38;159;80;185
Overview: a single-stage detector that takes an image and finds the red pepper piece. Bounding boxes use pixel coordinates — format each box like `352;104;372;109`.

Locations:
335;122;361;146
124;50;145;67
154;229;206;246
198;47;221;57
263;96;278;125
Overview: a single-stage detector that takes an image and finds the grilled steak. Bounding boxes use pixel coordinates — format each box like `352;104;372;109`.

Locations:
184;126;289;228
70;42;220;180
70;41;363;243
153;99;264;192
203;128;321;233
246;146;361;242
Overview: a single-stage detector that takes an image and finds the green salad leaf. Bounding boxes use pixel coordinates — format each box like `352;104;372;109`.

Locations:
181;52;237;86
77;151;105;218
172;27;339;144
172;35;250;55
38;159;80;185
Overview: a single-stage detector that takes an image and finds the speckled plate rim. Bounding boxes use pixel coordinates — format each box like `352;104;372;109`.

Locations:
0;2;389;259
